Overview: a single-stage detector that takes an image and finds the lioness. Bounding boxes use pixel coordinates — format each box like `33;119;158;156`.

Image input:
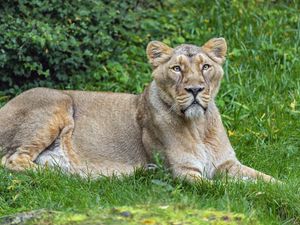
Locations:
0;38;275;182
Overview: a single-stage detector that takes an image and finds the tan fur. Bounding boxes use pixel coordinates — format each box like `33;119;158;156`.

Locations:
0;38;276;182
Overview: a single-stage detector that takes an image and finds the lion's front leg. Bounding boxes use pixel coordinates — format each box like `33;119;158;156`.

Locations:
166;149;213;182
217;160;278;183
171;164;206;182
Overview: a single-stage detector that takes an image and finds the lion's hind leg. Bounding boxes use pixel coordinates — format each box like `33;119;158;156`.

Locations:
2;113;64;171
1;92;78;172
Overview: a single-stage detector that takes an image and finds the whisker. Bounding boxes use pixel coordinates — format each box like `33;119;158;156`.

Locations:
160;103;177;117
176;96;190;101
167;103;177;113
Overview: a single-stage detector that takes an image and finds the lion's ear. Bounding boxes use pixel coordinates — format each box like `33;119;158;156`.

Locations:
202;38;227;64
146;41;173;67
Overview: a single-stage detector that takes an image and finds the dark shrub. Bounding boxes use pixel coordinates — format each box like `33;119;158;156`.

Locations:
0;0;161;94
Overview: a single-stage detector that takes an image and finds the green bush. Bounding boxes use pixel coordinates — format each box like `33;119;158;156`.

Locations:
0;0;298;97
0;0;161;95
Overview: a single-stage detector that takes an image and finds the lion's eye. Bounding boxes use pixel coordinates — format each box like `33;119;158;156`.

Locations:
172;66;181;72
202;64;211;70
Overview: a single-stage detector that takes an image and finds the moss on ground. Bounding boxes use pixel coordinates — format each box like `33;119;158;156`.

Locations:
0;205;258;225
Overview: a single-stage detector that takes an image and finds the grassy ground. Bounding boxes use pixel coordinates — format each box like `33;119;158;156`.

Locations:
0;1;300;224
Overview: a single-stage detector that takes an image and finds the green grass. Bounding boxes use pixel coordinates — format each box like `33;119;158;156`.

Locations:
0;1;300;224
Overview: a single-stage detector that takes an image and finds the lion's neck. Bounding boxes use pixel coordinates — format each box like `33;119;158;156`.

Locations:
148;81;173;112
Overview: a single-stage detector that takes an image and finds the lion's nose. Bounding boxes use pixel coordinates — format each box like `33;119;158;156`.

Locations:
184;86;205;97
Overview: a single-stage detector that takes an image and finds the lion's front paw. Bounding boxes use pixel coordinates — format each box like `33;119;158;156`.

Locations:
174;169;212;183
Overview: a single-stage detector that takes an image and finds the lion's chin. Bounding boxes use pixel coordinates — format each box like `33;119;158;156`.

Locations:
184;104;205;120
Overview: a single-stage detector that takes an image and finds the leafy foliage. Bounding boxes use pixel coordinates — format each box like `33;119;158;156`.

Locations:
0;0;160;94
1;1;298;96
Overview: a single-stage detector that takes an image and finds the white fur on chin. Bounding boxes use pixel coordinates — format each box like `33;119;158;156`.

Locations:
184;105;204;119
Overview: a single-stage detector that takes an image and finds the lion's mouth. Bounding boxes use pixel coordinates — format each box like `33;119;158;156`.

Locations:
181;100;207;114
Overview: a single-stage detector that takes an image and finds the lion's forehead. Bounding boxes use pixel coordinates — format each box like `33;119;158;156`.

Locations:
173;44;202;57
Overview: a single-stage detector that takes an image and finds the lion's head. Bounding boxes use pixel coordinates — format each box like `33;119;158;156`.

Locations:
146;38;227;119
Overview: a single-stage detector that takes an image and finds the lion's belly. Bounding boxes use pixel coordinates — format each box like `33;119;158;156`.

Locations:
35;138;72;171
36;91;149;173
67;91;149;168
71;121;148;167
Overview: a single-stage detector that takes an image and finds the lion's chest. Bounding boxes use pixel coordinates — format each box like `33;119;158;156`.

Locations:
194;143;216;178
